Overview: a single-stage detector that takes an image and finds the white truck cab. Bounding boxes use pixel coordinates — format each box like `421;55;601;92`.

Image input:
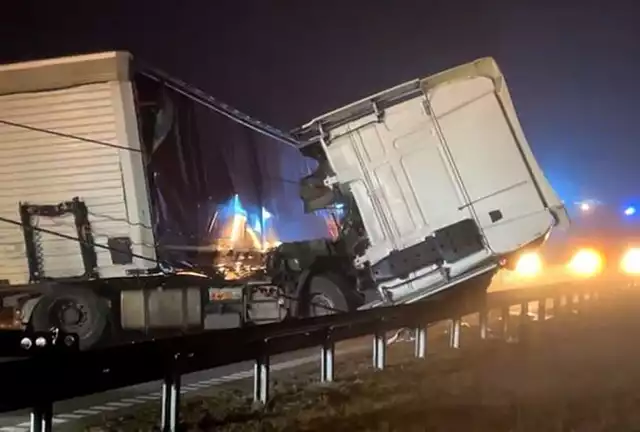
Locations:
294;57;568;306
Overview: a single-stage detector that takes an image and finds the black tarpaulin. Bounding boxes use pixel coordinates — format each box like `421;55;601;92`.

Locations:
139;76;336;265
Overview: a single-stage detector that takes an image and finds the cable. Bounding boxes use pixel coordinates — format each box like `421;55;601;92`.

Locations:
0;116;343;314
45;217;157;249
138;65;301;149
0;215;160;266
86;211;153;231
0;117;309;190
0;119;142;153
0;116;330;246
0;214;343;314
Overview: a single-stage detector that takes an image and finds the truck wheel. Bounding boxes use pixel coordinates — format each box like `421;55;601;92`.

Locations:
30;286;109;350
306;273;357;317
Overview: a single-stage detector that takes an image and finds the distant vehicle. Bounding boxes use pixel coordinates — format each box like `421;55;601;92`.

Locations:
495;202;640;289
0;52;566;349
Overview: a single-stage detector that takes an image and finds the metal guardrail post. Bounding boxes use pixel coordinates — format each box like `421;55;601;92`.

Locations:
521;301;529;320
320;330;335;383
479;308;488;340
160;372;181;432
373;329;386;370
449;318;461;349
501;305;509;337
414;325;427;358
538;298;547;322
519;301;530;341
241;286;249;325
29;403;52;432
553;295;561;316
253;352;270;404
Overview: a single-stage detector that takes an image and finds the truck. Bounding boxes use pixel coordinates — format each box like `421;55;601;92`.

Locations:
0;51;567;349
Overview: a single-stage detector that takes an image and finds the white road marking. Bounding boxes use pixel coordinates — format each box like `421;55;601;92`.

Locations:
73;409;100;415
105;402;132;408
57;413;85;419
120;398;144;404
91;405;120;411
136;394;161;401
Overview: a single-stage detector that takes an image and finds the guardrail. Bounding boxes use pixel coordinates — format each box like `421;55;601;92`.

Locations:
0;281;608;432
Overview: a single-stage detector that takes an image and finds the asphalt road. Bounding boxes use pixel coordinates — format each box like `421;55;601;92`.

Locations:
0;299;563;431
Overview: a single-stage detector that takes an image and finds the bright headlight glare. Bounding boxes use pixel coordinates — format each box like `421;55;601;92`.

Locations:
567;248;603;276
621;248;640;274
515;252;542;277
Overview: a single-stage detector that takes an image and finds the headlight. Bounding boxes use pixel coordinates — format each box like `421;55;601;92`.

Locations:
515;252;542;277
567;248;603;277
621;248;640;274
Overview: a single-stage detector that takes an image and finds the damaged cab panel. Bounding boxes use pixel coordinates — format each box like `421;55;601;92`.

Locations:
293;57;568;306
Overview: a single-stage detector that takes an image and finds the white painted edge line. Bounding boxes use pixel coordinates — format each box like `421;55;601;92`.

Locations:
0;345;366;431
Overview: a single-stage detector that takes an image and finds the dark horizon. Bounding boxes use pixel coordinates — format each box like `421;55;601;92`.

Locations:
2;1;640;211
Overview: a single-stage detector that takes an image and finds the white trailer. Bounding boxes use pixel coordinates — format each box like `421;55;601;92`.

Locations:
0;52;280;349
0;53;200;349
0;52;157;284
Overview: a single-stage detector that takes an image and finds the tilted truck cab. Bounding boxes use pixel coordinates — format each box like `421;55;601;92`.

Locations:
292;57;568;307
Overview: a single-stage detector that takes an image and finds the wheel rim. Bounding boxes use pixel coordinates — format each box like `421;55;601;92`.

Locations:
49;298;91;336
309;293;336;316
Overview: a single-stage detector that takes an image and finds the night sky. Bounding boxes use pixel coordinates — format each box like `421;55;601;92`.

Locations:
3;1;640;211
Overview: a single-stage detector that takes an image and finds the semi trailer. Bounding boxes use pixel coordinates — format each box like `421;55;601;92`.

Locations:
0;51;567;349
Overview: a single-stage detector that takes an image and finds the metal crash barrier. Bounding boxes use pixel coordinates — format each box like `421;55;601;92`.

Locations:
0;283;613;432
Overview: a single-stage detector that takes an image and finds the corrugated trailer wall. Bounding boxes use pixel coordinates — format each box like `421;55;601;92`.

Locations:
0;82;154;284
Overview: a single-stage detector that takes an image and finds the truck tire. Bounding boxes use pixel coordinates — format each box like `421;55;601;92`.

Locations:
305;273;359;317
30;285;109;350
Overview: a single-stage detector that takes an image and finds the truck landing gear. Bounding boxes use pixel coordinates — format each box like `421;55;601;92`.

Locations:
305;273;361;317
30;285;109;350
